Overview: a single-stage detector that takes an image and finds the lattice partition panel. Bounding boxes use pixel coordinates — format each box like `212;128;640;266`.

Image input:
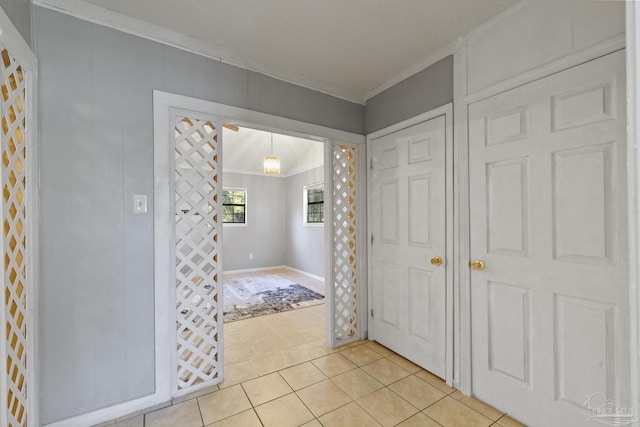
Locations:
331;143;359;344
174;117;221;391
0;48;28;427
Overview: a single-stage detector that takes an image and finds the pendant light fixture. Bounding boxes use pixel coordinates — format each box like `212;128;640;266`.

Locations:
263;132;281;175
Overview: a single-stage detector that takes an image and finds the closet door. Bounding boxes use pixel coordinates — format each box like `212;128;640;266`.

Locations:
469;51;629;426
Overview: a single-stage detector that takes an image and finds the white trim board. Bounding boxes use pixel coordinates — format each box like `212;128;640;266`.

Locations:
32;0;364;105
154;91;364;146
625;2;640;425
0;6;39;427
223;266;324;282
223;266;288;276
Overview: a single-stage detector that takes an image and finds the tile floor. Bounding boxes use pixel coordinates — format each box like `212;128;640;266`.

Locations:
102;271;527;427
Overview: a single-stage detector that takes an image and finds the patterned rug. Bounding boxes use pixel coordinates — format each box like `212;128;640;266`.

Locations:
223;274;324;322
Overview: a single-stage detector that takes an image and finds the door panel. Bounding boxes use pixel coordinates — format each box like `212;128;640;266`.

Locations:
370;116;447;377
469;51;628;426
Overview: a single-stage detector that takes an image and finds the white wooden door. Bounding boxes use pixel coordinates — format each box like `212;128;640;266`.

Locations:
370;116;447;377
469;51;629;426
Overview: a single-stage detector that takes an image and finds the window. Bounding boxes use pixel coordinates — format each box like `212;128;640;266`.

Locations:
304;183;324;224
222;188;246;224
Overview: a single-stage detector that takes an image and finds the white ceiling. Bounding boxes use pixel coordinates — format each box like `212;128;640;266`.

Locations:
74;0;519;103
222;127;324;177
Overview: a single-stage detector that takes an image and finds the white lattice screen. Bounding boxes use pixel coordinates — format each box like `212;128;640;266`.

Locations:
331;143;359;345
174;116;221;391
0;48;28;427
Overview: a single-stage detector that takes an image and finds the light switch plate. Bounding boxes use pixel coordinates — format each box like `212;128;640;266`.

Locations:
133;195;147;214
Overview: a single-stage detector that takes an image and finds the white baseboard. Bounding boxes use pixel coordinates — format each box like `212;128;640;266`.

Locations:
223;265;288;276
44;393;170;427
286;266;325;281
223;265;324;281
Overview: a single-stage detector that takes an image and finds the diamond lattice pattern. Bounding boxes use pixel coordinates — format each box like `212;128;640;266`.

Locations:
1;48;27;427
332;144;358;344
174;117;220;390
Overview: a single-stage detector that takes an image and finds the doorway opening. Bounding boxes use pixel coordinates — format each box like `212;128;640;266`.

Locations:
220;125;331;381
221;126;326;324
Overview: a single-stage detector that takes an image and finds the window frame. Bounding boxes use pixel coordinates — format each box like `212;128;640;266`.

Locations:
303;182;324;226
222;187;248;226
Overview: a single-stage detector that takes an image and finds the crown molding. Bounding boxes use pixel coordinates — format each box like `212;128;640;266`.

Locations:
33;0;365;104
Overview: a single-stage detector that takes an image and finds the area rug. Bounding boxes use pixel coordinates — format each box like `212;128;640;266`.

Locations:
223;274;324;322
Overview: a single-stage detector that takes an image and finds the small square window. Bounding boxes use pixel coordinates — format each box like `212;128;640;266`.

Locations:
223;188;246;224
304;183;324;224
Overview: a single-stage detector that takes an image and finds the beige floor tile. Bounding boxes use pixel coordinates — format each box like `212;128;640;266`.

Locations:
386;354;422;373
242;372;292;405
255;393;315;427
450;391;504;421
423;396;493;427
172;384;220;404
224;343;258;365
318;401;381;427
114;415;144;427
414;369;455;394
340;345;384;366
219;361;259;388
301;420;323;427
363;341;395;357
388;375;446;410
250;335;292;354
280;361;328;390
198;385;252;425
251;351;293;376
361;358;411;386
396;412;441;427
312;353;357;377
330;368;384;400
282;325;325;346
145;400;203;427
207;409;262;427
284;342;330;364
495;414;528;427
306;339;340;355
296;379;352;417
356;388;418;427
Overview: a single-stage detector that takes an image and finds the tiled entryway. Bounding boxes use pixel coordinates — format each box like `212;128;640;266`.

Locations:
102;296;526;426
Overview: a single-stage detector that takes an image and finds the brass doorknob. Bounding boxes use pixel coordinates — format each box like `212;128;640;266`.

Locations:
469;260;485;271
431;256;443;266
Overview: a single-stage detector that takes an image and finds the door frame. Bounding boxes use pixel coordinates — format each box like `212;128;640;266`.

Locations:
625;2;640;423
152;90;366;400
0;8;39;427
453;2;631;400
365;103;454;386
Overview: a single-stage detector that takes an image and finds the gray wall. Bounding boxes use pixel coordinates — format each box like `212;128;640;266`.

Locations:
34;6;363;424
365;56;453;133
222;173;286;271
0;0;30;46
285;166;324;277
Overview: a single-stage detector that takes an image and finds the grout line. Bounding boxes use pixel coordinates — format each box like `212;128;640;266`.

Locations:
194;395;205;427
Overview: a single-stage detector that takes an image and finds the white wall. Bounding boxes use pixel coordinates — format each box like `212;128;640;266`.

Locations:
285;166;325;277
222;167;325;277
222;173;286;271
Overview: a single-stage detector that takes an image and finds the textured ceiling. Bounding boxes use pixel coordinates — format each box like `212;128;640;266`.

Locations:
77;0;519;103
